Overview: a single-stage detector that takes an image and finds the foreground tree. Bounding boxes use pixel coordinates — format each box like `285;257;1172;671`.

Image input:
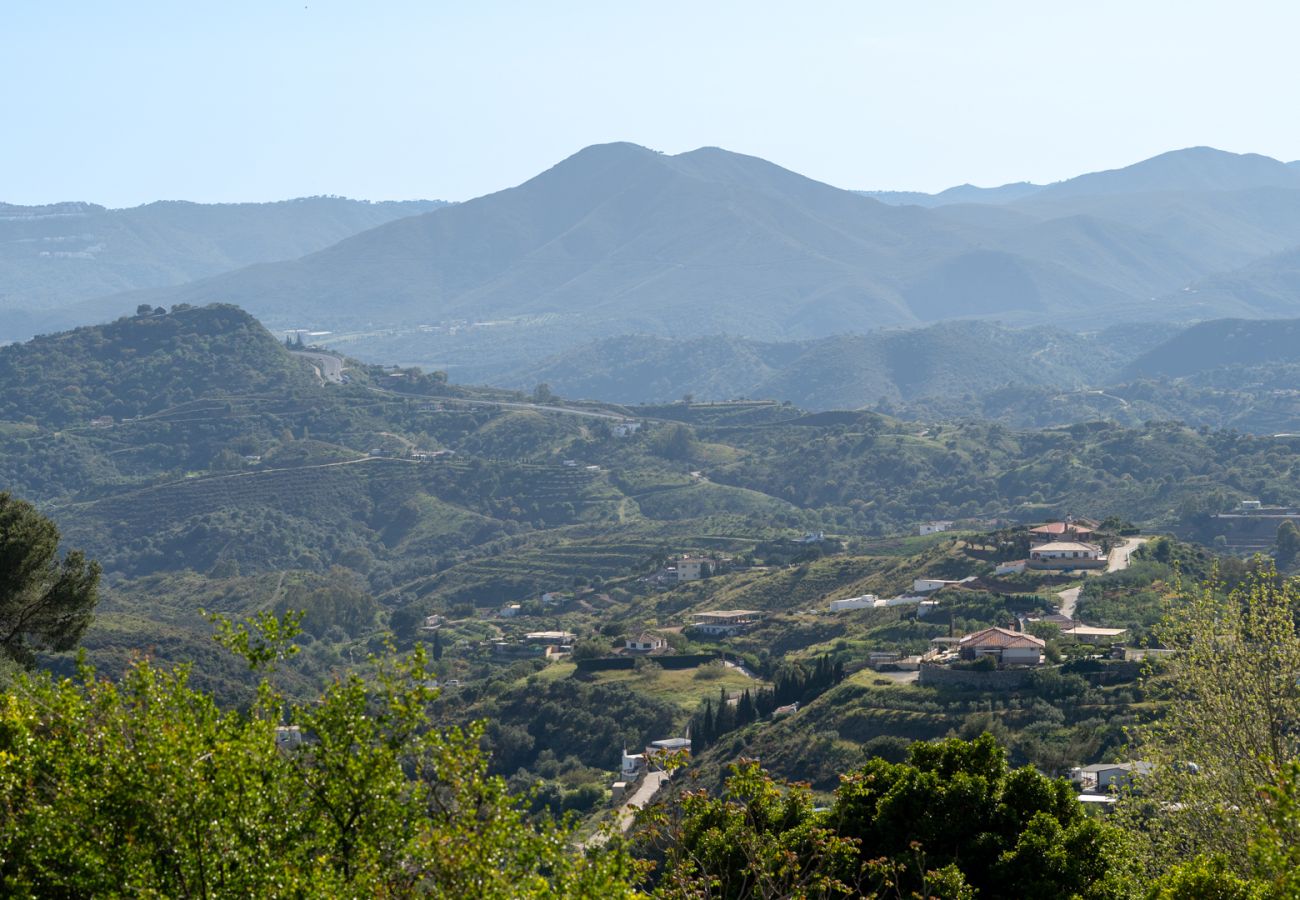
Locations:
0;492;99;666
643;733;1135;898
1118;567;1300;877
0;620;642;897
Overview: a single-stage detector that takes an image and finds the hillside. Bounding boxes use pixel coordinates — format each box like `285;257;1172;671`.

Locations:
1124;316;1300;378
0;304;316;426
0;196;443;340
507;321;1176;408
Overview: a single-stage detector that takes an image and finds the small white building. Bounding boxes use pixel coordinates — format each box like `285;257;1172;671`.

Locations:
691;610;762;636
524;631;576;646
499;603;522;618
994;560;1027;575
829;594;878;612
675;556;718;582
913;576;976;593
1027;541;1106;570
918;521;954;536
625;632;667;652
1060;624;1128;645
612;421;642;437
621;749;645;779
1077;762;1154;792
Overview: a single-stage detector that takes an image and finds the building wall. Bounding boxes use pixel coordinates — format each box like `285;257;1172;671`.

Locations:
1001;647;1042;666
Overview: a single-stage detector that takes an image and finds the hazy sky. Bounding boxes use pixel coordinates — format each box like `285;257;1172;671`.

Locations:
6;1;1300;207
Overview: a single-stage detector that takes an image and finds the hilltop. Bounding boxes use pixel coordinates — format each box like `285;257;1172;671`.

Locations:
0;304;316;427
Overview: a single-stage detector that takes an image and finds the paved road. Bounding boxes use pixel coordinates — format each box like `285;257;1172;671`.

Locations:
581;771;670;849
1107;536;1147;572
1056;537;1147;620
289;350;344;384
1057;585;1082;620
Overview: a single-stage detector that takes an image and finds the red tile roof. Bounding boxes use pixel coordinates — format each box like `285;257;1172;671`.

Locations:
958;626;1045;650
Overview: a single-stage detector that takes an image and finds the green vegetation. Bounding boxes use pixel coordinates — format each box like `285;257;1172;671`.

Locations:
0;493;99;667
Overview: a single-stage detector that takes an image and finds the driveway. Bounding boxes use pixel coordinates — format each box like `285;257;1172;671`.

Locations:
1107;536;1147;572
1056;536;1146;619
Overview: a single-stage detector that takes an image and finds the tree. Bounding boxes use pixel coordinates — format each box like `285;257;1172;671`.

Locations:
644;734;1134;898
1275;520;1300;569
0;617;643;897
1118;566;1300;877
0;492;99;666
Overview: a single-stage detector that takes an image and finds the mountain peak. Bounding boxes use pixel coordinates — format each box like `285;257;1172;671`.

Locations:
1033;146;1300;200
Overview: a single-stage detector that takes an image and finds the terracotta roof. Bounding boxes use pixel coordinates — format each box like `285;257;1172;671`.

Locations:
1030;521;1095;535
958;626;1045;650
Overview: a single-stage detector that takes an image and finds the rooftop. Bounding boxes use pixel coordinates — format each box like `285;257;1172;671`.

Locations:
959;626;1046;650
693;609;762;621
1032;541;1102;553
1030;521;1095;535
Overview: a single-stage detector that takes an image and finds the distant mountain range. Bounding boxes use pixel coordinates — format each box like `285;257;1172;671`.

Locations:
10;144;1300;394
863;147;1300;206
0;197;443;340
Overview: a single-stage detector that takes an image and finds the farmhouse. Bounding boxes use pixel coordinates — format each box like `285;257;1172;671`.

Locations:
690;609;762;636
913;576;977;593
1077;761;1154;792
1028;519;1099;544
675;556;718;582
828;594;878;612
625;631;667;652
1027;541;1106;570
523;631;576;646
1060;623;1128;644
958;626;1044;666
918;520;954;535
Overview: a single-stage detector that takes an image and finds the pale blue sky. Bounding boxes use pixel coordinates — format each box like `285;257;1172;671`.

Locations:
5;1;1299;207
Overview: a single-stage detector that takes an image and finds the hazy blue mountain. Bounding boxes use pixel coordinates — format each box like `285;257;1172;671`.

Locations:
1160;248;1300;320
861;181;1042;207
92;144;1292;351
1123;316;1300;378
0;196;443;338
34;143;1300;380
1027;146;1300;200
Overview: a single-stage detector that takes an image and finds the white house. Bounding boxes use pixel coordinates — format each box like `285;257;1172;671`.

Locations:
524;631;576;646
957;626;1045;666
691;610;762;636
1077;762;1154;792
612;421;642;437
994;559;1027;575
829;594;878;612
499;603;522;618
621;749;645;779
913;576;977;593
1027;541;1106;570
625;632;667;652
1060;624;1128;645
675;556;718;582
918;521;954;536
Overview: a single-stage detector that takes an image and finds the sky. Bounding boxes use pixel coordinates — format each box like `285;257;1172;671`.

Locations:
5;1;1300;207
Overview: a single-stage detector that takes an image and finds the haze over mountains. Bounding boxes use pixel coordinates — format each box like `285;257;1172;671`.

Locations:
0;197;443;340
8;144;1300;403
